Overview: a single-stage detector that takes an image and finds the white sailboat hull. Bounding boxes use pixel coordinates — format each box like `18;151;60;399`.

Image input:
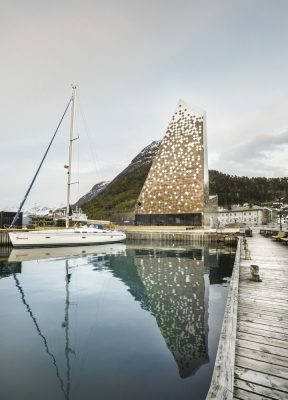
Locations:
9;228;126;248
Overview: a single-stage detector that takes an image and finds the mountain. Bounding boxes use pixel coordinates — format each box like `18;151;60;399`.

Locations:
75;181;109;207
81;141;288;221
82;141;161;221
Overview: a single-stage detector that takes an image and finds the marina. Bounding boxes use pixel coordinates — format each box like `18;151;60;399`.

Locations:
1;2;287;399
6;86;126;248
0;241;236;400
1;227;288;398
0;29;286;400
1;227;238;248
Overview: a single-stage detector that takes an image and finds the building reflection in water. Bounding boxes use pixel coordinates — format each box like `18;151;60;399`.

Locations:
101;244;235;380
205;247;235;285
0;245;21;278
2;241;234;397
3;255;72;400
133;248;209;378
0;261;22;279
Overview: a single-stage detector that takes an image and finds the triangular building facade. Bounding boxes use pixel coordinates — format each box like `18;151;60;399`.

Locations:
135;100;209;226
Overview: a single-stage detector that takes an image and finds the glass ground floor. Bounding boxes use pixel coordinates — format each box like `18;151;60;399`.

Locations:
135;213;202;226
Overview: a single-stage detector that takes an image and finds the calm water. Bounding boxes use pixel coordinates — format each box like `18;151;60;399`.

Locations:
0;241;235;400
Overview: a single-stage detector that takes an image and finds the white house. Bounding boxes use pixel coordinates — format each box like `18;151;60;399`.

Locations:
217;206;277;227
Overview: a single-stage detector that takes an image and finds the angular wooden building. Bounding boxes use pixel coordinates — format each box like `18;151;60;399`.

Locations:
135;100;209;226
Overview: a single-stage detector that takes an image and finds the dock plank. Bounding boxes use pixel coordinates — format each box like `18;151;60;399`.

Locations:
235;355;288;380
238;322;288;339
238;295;288;305
236;347;288;368
237;304;288;317
237;338;288;358
237;331;288;349
237;312;288;328
238;299;288;311
238;324;288;342
234;378;286;400
235;366;288;393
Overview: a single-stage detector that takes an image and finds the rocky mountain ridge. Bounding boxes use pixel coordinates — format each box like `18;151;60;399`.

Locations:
75;181;110;207
76;140;161;209
81;141;161;220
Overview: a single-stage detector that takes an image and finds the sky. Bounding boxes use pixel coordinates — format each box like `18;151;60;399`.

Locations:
1;0;288;210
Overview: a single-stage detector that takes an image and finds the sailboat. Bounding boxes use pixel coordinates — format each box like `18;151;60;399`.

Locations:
9;86;126;248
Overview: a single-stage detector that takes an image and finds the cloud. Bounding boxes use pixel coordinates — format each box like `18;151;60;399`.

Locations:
209;130;288;177
221;130;288;162
1;0;288;208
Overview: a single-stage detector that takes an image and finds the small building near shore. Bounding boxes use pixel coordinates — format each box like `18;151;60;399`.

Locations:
0;211;23;228
217;206;277;227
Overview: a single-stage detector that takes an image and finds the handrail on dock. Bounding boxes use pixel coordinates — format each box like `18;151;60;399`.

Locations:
206;236;242;400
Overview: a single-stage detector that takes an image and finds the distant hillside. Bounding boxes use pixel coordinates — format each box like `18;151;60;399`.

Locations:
82;141;161;220
209;170;288;207
81;141;288;220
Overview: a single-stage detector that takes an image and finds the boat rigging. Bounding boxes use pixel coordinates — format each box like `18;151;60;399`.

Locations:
9;86;126;247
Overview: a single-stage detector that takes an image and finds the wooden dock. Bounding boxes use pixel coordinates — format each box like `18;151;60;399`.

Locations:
234;232;288;399
123;227;239;244
206;232;288;399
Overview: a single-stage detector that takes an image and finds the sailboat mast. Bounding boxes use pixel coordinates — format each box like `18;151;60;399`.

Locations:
66;85;76;229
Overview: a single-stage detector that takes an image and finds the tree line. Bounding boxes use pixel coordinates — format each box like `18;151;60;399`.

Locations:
209;170;288;207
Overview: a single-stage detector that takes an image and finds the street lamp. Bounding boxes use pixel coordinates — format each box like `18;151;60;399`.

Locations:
277;195;284;231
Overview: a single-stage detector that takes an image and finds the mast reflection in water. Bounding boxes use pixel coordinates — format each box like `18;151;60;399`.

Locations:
0;242;235;400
